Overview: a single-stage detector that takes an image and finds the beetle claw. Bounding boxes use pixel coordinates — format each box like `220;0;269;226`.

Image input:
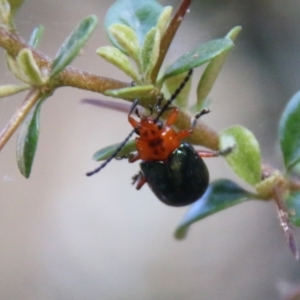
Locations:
132;171;146;190
219;144;236;156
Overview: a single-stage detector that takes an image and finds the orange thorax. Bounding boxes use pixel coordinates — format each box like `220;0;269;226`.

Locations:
135;117;181;161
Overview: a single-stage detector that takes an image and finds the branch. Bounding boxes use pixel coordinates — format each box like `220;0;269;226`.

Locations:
0;23;219;151
151;0;191;83
0;88;42;151
0;27;130;93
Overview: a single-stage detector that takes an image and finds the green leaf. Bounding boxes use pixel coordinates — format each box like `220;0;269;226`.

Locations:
0;0;10;23
175;179;255;240
255;170;282;199
0;84;29;97
93;140;136;161
286;191;300;226
219;125;261;186
7;0;24;15
140;27;160;83
28;25;44;48
97;46;141;83
196;26;241;107
142;29;161;83
189;98;211;113
104;85;155;99
16;48;45;85
50;15;98;78
288;163;300;176
163;71;192;108
140;27;155;71
162;38;234;81
108;24;140;63
156;6;172;37
105;0;163;51
279;91;300;172
6;53;28;82
16;94;48;178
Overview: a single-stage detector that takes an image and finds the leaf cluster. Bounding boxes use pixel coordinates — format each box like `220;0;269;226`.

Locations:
1;0;300;258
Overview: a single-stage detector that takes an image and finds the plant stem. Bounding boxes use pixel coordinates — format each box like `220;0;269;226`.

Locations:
84;98;219;150
273;185;299;259
0;27;130;93
56;67;130;93
176;110;219;150
0;14;220;151
151;0;191;83
288;178;300;191
0;88;42;151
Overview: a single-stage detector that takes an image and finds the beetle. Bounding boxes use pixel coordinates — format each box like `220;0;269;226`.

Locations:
86;69;231;206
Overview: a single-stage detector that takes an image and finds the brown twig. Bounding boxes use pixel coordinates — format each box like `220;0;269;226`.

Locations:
0;88;42;151
273;185;299;259
0;27;130;93
151;0;192;83
0;12;219;151
82;98;219;150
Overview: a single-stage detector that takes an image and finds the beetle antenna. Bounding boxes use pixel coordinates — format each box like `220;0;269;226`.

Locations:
86;99;140;176
135;108;140;118
155;94;164;111
191;108;210;128
154;69;193;123
87;67;192;177
130;98;140;114
86;129;136;176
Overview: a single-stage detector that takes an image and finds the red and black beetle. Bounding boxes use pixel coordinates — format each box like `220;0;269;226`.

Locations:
87;70;229;206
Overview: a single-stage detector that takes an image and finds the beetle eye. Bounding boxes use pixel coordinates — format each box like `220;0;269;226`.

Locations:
157;121;163;130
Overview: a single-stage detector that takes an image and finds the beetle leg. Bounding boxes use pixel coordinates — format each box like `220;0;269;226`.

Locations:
176;129;190;139
128;152;140;163
197;150;220;158
197;146;234;158
166;107;193;140
132;171;146;190
176;108;211;140
128;115;139;128
190;108;210;128
165;108;179;126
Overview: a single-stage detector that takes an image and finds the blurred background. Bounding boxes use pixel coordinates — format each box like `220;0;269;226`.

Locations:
1;0;300;299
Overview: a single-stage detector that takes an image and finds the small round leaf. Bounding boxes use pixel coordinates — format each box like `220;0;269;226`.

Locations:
175;179;255;240
140;27;156;72
93;140;136;161
97;46;140;83
0;0;10;23
219;125;261;186
17;48;45;85
6;53;28;82
140;27;160;82
50;15;98;78
156;6;172;36
16;94;48;178
286;191;300;227
162;38;234;80
279;91;300;172
28;25;44;48
105;0;163;52
7;0;24;15
104;85;155;99
0;84;29;98
108;24;140;63
196;26;241;107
